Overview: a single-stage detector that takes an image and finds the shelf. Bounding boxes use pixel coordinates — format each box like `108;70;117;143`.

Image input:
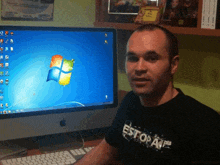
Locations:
94;22;220;37
94;22;139;31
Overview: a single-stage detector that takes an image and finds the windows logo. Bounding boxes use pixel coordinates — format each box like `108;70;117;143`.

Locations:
47;55;75;86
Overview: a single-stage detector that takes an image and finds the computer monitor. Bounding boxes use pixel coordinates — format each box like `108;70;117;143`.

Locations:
0;26;118;141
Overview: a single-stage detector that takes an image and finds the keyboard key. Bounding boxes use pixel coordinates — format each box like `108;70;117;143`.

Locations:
1;151;76;165
70;149;78;156
78;148;86;154
84;147;90;152
74;154;85;161
0;146;97;165
74;149;81;155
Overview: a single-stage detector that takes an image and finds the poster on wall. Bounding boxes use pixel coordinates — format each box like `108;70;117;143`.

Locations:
1;0;54;21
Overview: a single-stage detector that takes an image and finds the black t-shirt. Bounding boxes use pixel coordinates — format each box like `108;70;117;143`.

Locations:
105;88;220;165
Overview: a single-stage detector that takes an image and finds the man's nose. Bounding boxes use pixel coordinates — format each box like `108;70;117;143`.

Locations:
135;58;147;73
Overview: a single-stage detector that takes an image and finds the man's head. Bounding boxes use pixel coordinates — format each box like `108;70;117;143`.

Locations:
171;0;179;8
125;24;179;97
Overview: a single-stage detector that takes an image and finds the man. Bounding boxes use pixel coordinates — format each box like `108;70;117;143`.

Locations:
75;24;220;165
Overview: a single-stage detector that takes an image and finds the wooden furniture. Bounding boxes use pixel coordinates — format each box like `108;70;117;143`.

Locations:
94;0;220;36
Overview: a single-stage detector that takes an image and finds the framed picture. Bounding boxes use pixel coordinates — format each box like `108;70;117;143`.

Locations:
161;0;198;27
1;0;54;21
135;6;161;24
108;0;159;15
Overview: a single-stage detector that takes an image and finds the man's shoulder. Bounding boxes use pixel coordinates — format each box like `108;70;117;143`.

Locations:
179;92;220;119
184;95;215;111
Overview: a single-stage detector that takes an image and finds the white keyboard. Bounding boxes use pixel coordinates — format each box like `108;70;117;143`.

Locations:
0;146;95;165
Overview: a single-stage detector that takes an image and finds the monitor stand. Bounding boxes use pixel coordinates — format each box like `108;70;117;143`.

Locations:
0;127;107;157
34;132;84;153
0;132;82;159
35;128;107;153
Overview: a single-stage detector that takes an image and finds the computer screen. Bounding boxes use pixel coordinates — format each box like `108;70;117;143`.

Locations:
0;26;118;141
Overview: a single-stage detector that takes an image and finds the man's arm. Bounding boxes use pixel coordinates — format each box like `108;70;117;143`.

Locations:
74;138;123;165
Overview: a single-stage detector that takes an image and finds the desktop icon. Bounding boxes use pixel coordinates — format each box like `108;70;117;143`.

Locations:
0;96;3;100
0;88;3;93
5;47;8;51
5;31;9;36
0;71;3;76
0;47;3;52
5;79;9;85
10;39;13;44
10;32;14;36
10;47;13;51
5;63;9;68
5;103;8;108
5;71;9;76
0;31;3;36
0;79;3;84
47;55;75;86
5;55;9;60
0;39;3;44
0;63;3;67
0;55;3;60
5;39;8;44
0;104;3;109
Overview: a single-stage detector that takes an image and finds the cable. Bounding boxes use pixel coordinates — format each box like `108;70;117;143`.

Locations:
78;131;85;149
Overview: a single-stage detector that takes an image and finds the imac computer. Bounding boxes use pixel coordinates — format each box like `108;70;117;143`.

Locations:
0;26;118;142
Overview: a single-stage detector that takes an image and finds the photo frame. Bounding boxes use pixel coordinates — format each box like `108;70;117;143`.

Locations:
161;0;198;27
1;0;54;21
108;0;159;15
135;6;161;24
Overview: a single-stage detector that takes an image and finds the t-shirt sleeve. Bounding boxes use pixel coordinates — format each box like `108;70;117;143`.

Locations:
105;91;133;148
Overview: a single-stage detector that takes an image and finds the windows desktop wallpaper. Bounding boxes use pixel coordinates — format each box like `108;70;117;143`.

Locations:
0;29;115;115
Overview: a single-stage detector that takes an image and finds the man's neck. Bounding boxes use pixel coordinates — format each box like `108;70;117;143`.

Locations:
139;86;179;107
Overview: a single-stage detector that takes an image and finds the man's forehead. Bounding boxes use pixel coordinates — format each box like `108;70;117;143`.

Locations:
129;29;166;42
127;30;168;50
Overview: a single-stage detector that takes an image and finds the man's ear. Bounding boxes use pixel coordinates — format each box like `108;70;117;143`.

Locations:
171;55;179;75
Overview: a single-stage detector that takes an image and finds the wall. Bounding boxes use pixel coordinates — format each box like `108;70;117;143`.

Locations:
117;31;220;113
0;0;95;27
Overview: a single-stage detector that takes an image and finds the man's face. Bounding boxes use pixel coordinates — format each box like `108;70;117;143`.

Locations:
171;0;179;8
125;29;175;97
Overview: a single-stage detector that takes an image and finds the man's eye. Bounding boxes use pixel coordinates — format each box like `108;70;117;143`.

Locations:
146;56;158;62
127;56;138;62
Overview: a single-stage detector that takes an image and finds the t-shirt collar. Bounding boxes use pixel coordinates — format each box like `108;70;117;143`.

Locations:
138;88;185;110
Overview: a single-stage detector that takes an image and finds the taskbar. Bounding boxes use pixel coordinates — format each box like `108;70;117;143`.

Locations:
0;101;114;115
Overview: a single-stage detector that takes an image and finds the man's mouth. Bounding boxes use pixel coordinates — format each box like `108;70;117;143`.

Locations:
132;78;150;81
132;78;150;85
